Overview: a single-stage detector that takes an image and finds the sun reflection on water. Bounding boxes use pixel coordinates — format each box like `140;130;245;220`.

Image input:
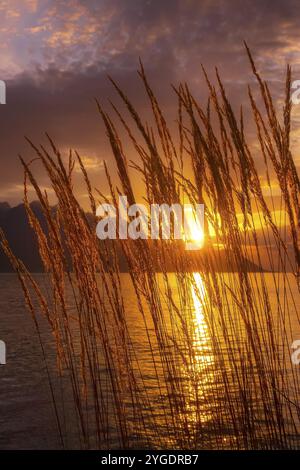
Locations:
181;272;215;434
191;273;214;366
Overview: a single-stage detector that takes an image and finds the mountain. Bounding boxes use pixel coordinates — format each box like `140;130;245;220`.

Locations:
0;202;10;213
0;201;129;272
0;201;46;272
0;202;10;225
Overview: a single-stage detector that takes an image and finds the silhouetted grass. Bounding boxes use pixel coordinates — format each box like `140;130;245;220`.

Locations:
1;46;299;449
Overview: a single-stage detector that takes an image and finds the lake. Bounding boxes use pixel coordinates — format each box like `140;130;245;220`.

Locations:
0;273;299;449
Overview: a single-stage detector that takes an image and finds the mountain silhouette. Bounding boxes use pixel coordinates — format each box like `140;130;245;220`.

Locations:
0;201;47;271
0;201;129;272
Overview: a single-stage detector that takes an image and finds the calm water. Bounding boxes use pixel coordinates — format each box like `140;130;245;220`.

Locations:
0;273;300;449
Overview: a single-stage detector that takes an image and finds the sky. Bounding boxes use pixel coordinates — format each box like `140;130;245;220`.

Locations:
0;0;300;206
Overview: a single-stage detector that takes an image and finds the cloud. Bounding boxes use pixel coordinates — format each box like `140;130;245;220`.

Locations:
73;153;105;173
1;0;300;205
1;0;300;79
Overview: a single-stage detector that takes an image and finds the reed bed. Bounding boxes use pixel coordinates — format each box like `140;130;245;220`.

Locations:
1;47;300;449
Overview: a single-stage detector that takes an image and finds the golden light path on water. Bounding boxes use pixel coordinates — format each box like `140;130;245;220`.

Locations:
181;272;215;432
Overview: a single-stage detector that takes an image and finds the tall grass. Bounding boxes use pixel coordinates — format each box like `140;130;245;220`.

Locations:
1;47;300;449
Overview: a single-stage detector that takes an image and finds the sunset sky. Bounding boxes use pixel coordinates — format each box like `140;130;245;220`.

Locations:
0;0;300;206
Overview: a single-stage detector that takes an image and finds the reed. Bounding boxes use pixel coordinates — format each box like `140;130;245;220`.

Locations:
1;46;299;449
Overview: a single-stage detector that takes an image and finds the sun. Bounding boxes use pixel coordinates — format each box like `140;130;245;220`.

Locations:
184;208;205;251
